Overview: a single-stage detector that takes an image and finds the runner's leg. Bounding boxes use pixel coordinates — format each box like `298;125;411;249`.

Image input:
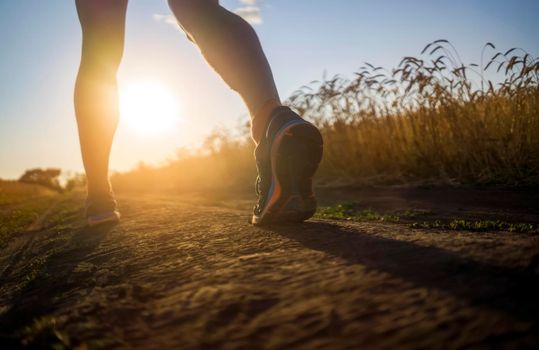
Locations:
168;0;323;224
74;0;128;199
167;0;281;143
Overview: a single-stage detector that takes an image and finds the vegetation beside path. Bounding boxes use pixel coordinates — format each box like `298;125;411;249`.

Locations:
0;180;60;247
112;40;539;193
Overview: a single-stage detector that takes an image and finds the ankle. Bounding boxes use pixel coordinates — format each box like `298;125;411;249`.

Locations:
87;183;113;201
251;98;281;144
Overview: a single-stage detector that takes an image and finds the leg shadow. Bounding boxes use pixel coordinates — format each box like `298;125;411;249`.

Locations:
266;221;539;323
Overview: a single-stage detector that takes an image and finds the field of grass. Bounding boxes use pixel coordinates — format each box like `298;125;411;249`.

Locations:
111;41;538;192
0;180;59;247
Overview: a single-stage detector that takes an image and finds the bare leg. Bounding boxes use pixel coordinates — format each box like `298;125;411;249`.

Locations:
168;0;281;142
74;0;128;199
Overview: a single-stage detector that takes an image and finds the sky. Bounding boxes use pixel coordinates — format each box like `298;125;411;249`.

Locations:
1;0;538;180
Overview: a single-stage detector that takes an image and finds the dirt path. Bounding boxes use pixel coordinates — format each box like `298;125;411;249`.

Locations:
1;193;538;349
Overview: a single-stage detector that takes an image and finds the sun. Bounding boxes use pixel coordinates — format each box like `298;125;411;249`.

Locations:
119;82;180;135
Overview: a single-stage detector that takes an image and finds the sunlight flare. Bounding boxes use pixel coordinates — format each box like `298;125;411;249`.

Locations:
119;81;180;135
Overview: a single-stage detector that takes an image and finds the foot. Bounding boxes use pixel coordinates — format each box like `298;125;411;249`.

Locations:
252;106;323;225
86;193;121;227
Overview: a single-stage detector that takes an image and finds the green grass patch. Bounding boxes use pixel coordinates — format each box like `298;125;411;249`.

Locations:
410;220;539;233
0;197;59;248
317;202;539;234
0;182;84;248
316;202;401;222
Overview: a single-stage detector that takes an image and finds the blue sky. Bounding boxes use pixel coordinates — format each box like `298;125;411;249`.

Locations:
1;0;538;179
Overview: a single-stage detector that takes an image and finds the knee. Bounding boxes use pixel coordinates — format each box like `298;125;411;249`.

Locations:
167;0;218;32
81;36;124;72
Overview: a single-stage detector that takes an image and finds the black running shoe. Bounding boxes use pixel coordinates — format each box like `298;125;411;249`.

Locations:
86;192;120;227
251;106;323;225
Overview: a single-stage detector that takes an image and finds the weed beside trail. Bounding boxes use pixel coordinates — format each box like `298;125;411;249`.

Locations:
112;41;539;191
410;220;539;234
316;202;539;234
316;202;402;222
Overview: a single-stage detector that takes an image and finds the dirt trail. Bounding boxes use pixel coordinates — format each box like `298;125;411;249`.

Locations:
0;193;538;349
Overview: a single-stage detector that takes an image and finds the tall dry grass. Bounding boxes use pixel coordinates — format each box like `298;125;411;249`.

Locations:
113;41;539;192
291;40;539;185
0;180;56;206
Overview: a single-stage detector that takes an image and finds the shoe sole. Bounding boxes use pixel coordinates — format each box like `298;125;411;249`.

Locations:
252;120;323;225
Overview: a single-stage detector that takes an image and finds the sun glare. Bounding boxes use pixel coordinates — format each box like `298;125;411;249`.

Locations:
119;82;180;135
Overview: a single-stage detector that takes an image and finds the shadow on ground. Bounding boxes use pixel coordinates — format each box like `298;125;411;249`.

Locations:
267;221;539;324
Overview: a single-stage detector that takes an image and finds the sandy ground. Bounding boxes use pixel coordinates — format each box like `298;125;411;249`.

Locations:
0;192;538;349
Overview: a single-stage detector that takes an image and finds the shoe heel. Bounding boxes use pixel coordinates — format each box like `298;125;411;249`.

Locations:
274;121;323;222
289;122;323;182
